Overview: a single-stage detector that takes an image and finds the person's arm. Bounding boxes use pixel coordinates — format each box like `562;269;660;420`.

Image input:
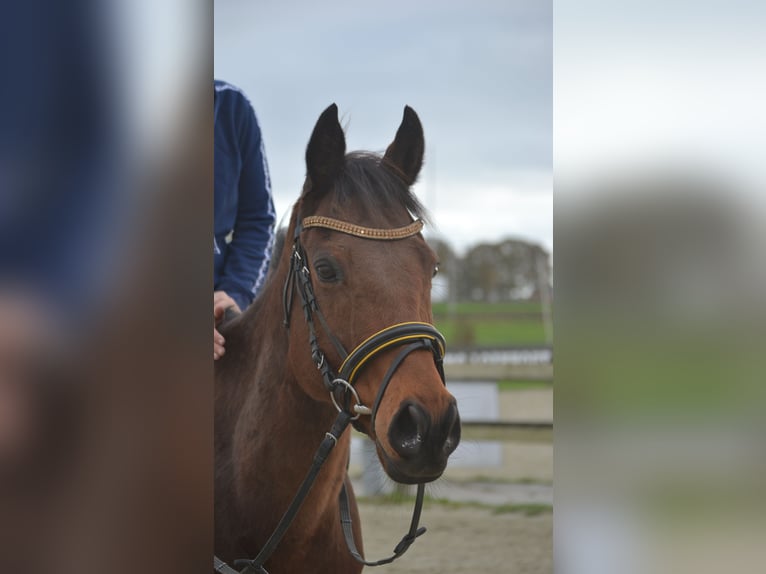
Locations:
216;104;276;311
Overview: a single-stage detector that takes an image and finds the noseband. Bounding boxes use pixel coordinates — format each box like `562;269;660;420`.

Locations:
217;216;446;574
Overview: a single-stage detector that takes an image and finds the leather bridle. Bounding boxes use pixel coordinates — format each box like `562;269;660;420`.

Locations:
215;216;447;574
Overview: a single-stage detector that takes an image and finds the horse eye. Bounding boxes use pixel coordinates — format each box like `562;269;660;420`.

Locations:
314;260;339;282
432;264;440;278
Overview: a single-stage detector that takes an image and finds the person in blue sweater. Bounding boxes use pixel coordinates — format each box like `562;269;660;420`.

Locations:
214;80;276;359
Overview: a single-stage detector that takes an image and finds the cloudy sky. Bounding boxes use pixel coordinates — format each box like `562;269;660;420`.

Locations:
215;0;551;254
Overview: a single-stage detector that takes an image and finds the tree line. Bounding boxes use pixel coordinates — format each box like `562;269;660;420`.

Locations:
428;236;552;303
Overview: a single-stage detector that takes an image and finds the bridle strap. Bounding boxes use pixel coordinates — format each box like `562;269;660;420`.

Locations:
339;340;434;567
283;232;348;392
232;411;354;574
292;244;349;364
339;322;445;386
369;340;434;431
302;216;423;240
214;555;241;574
339;482;427;567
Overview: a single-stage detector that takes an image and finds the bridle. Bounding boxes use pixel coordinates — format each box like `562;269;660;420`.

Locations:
283;215;445;423
214;215;447;574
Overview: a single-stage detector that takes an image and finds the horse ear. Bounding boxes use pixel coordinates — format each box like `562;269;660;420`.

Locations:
305;103;346;194
383;106;424;185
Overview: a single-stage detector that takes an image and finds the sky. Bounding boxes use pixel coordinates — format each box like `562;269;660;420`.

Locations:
214;0;552;255
556;0;766;190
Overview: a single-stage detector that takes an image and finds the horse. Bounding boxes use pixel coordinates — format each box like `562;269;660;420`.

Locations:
214;104;461;574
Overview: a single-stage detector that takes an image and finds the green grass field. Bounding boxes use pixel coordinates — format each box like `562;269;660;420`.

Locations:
497;380;553;391
432;301;544;315
436;318;548;346
432;301;551;347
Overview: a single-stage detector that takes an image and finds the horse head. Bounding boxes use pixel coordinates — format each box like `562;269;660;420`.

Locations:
283;104;461;484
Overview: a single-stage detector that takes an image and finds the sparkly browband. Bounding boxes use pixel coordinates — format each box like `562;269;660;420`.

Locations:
301;216;423;240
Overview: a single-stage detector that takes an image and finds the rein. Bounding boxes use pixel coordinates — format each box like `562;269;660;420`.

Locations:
215;216;446;574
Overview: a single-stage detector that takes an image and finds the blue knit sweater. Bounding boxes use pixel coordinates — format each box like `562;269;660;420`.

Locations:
214;80;276;310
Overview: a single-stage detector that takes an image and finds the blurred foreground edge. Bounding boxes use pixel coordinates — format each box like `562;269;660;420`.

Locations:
0;2;213;573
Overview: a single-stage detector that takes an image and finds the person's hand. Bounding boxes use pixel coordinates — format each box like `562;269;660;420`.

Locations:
214;291;240;360
0;291;60;465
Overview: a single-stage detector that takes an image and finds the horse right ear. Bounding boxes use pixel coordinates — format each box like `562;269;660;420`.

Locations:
383;106;424;186
305;103;346;195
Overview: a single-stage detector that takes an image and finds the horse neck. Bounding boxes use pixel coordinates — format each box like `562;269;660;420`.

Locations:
227;257;352;524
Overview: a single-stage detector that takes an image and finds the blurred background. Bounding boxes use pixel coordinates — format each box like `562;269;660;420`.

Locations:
555;1;766;573
216;1;553;571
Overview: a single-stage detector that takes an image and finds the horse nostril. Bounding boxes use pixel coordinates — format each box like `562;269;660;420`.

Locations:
443;403;461;455
388;402;428;459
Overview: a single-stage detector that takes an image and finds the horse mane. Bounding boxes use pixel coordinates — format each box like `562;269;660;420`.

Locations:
302;152;430;225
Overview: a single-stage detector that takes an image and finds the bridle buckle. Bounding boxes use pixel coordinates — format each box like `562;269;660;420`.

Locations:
330;378;371;420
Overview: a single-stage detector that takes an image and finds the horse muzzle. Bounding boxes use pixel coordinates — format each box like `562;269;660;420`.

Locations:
377;398;461;484
332;322;460;484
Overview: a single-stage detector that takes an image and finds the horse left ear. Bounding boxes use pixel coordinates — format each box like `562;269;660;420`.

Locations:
383;106;424;186
305;103;346;195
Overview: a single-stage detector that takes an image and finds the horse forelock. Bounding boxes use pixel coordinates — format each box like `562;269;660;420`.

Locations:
299;152;429;228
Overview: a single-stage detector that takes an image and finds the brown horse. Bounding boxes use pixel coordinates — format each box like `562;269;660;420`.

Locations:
214;104;461;573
